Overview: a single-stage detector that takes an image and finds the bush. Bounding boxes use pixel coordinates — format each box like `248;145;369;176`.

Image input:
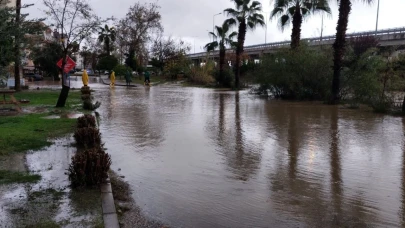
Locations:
97;55;118;72
255;45;333;100
68;147;111;188
74;127;101;148
80;86;91;95
113;64;132;76
215;67;234;88
188;61;215;85
81;94;92;101
341;48;385;104
77;114;96;129
83;100;101;111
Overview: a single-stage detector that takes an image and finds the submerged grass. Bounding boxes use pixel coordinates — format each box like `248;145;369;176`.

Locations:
0;170;41;184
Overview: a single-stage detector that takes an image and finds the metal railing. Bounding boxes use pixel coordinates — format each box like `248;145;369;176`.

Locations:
187;27;405;58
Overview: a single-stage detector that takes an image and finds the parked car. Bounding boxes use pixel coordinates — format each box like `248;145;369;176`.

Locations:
24;72;43;81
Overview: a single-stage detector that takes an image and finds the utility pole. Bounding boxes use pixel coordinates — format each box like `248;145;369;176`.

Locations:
375;0;380;36
265;12;268;44
320;14;324;42
213;12;221;42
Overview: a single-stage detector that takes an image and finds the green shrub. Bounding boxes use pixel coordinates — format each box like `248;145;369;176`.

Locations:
188;61;215;85
80;86;91;95
81;94;91;101
83;100;101;111
215;67;234;88
77;114;96;129
113;64;132;76
255;45;333;100
341;48;385;104
371;97;393;113
68;147;111;188
74;127;101;148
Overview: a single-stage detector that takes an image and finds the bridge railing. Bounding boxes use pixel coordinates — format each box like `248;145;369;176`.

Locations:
187;27;405;58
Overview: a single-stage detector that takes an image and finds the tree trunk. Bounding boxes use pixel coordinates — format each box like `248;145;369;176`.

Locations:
291;4;302;49
14;0;21;91
106;39;110;56
219;47;225;85
235;21;247;90
56;56;70;107
331;0;352;104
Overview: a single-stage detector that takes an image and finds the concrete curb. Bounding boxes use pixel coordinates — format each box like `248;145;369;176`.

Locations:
101;176;120;228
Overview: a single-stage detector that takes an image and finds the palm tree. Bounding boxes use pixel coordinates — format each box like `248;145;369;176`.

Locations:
270;0;331;49
331;0;374;104
98;25;116;56
224;0;265;89
204;21;237;86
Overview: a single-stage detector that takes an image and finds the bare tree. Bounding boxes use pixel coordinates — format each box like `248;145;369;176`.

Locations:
43;0;103;107
119;2;162;67
150;34;190;72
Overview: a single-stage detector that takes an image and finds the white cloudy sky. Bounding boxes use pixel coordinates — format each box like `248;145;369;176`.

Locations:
24;0;405;53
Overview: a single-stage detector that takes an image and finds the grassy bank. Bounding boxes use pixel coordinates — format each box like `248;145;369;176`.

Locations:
0;90;82;156
14;90;81;107
0;170;41;184
0;114;76;155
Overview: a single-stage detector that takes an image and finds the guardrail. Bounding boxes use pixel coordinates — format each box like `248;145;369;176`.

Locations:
187;27;405;59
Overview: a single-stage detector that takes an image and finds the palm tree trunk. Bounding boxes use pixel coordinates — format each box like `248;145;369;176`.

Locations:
219;47;225;85
332;0;352;104
14;0;21;91
106;39;110;56
291;4;302;49
235;21;247;90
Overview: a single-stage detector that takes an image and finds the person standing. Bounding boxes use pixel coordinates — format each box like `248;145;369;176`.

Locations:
144;71;150;86
110;71;115;87
125;70;132;86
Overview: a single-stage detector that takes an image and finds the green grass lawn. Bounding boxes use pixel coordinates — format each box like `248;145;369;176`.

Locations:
0;114;76;155
14;90;81;107
0;170;41;184
0;90;82;156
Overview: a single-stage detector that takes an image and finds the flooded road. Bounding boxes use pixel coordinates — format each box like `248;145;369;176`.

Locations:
91;85;405;227
23;79;405;227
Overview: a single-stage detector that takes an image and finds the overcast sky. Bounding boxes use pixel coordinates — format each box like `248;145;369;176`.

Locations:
25;0;405;53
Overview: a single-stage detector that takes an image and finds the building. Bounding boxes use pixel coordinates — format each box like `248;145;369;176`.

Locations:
0;0;16;8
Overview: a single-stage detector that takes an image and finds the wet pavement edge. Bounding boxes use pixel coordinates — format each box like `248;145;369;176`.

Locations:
101;175;120;228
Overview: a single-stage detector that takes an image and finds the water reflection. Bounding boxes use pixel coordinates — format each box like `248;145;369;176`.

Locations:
330;108;343;223
92;87;405;227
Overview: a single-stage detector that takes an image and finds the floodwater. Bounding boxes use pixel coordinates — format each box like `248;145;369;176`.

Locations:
93;85;405;228
22;79;405;227
0;137;102;227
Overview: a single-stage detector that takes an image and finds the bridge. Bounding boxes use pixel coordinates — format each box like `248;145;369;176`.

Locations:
187;27;405;61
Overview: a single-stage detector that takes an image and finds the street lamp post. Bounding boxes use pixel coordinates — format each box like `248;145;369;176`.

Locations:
375;0;380;35
213;12;222;42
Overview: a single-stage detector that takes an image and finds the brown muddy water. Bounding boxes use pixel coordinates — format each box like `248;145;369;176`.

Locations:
90;85;404;228
22;80;405;227
0;137;103;227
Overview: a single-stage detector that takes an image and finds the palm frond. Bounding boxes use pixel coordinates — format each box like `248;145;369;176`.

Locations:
270;7;285;19
228;31;238;39
204;41;219;52
278;14;291;31
209;31;218;40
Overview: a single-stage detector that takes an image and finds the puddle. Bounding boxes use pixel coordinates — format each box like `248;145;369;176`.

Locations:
0;136;102;227
42;113;84;119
